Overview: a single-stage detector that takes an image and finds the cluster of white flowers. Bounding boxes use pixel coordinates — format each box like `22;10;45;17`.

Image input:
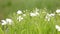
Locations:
17;10;23;14
56;9;60;16
1;8;60;33
45;13;55;21
17;10;26;16
1;18;13;25
55;25;60;31
56;9;60;13
16;10;26;22
17;16;23;22
30;11;39;17
45;9;60;21
48;13;55;17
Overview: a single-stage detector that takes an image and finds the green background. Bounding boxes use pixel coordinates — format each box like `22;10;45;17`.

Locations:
0;0;60;20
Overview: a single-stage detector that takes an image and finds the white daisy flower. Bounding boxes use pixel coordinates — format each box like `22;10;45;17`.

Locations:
17;10;23;14
56;9;60;13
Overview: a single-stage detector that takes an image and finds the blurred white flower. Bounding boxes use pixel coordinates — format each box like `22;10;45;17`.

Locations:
17;16;23;22
1;18;13;25
1;20;7;25
30;12;39;17
17;10;23;14
56;25;60;29
30;13;37;17
45;13;55;21
45;15;50;21
55;25;60;31
6;18;13;25
58;29;60;31
48;13;55;17
56;9;60;13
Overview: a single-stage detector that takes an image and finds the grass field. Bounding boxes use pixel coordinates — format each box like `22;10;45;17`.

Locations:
0;8;60;34
0;0;60;34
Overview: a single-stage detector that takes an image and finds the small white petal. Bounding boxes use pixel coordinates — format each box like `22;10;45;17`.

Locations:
58;29;60;31
55;25;60;29
17;10;22;14
45;16;48;19
45;15;50;21
17;16;23;22
2;23;7;25
56;9;60;13
30;13;37;17
1;20;7;25
47;18;50;21
1;20;6;23
6;18;13;23
35;12;39;15
49;13;55;17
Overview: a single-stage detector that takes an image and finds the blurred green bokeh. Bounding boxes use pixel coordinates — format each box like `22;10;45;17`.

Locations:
0;0;60;20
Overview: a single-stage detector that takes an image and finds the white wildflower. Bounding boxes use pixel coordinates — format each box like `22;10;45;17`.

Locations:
30;13;37;17
45;13;55;21
56;25;60;29
45;15;50;21
55;25;60;31
1;20;7;25
6;18;13;25
45;13;50;21
17;16;23;22
30;12;39;17
48;13;55;17
17;10;23;14
58;29;60;31
56;9;60;13
1;18;13;25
